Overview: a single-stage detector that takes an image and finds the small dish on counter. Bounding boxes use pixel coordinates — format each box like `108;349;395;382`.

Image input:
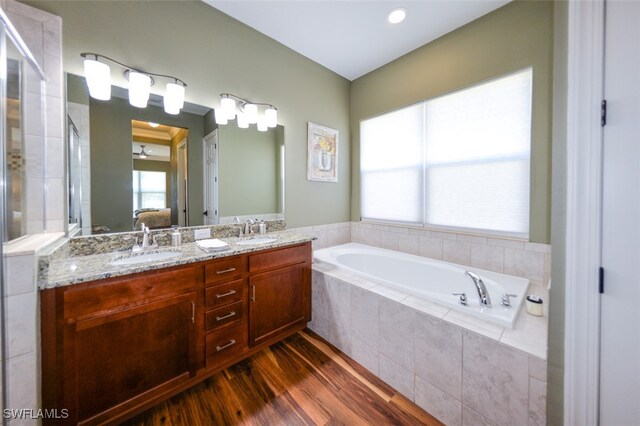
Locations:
196;238;231;253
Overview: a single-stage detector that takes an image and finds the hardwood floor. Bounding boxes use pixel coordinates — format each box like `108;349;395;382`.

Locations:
123;329;443;426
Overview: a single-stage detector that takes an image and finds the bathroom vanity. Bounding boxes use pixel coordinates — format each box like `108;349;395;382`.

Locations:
40;236;312;425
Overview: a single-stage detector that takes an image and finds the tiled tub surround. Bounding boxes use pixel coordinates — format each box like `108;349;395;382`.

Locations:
351;221;551;287
38;229;312;288
310;259;548;426
287;221;351;250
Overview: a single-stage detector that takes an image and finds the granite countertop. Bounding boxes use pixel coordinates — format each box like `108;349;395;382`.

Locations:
39;231;315;289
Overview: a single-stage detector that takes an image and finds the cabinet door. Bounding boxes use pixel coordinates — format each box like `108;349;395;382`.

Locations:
249;264;310;346
65;292;197;424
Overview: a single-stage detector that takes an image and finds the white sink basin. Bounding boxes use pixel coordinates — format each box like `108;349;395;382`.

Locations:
235;237;278;246
109;249;181;266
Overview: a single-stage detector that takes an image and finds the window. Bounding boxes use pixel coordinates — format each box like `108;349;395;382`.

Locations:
133;170;167;211
360;68;532;236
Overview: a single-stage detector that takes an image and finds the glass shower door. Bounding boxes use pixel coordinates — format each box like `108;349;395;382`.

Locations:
0;6;47;417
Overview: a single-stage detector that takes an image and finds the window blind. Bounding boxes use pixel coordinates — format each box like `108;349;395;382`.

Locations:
360;68;532;235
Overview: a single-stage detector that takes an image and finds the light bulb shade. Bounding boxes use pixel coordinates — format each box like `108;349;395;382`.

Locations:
257;116;268;132
237;111;249;128
83;58;111;100
128;71;151;108
221;96;236;120
164;82;185;115
244;103;258;124
215;108;228;125
265;107;278;128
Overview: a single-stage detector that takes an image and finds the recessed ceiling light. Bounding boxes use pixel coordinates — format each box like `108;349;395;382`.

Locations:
148;122;159;128
388;8;407;24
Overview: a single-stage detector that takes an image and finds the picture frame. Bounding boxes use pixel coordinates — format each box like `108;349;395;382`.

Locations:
307;122;338;182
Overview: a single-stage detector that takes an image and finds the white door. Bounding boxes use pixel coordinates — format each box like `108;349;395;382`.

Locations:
177;139;188;226
600;1;640;424
203;130;218;225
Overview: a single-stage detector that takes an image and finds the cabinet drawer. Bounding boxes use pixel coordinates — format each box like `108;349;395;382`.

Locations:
205;256;246;285
249;244;309;273
205;300;244;332
205;279;244;308
63;266;198;321
205;324;247;367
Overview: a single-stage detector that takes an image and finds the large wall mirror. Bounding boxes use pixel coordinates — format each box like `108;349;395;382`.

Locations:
66;74;284;235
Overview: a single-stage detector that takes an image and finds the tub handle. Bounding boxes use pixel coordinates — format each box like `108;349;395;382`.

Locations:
500;293;518;308
452;292;467;306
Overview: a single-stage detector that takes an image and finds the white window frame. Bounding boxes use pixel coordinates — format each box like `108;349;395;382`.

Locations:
359;68;533;239
132;170;167;211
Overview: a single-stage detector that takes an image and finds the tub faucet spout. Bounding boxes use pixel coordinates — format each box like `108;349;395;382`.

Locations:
465;271;491;307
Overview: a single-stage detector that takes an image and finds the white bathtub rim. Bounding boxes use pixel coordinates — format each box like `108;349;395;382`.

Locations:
312;244;549;360
314;242;529;328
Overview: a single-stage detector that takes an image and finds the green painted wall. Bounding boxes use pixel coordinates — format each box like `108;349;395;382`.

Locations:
350;0;554;243
26;0;351;229
218;125;283;217
89;95;204;232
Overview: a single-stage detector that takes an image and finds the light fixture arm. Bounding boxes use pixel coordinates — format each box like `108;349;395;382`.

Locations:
220;93;277;111
81;52;187;87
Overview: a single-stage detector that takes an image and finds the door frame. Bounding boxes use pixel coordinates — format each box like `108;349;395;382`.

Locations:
564;1;605;424
202;130;219;225
177;139;188;227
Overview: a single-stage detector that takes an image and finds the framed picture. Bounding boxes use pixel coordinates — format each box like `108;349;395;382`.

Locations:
307;122;338;182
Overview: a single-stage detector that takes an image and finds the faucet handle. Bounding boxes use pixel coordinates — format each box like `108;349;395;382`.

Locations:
500;293;518;307
452;292;467;306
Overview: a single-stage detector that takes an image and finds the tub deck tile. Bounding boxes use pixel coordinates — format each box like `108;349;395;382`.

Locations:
369;284;410;302
443;310;504;341
402;295;450;319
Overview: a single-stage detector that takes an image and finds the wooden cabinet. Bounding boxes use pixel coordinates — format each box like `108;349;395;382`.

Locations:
248;243;311;347
249;263;310;346
42;264;201;425
41;241;311;425
72;292;197;422
203;255;250;368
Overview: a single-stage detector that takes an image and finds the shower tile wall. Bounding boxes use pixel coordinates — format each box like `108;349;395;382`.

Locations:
2;1;63;423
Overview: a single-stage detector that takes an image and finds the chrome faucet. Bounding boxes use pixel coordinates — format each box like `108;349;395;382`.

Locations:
243;219;254;236
132;223;158;252
465;271;491;307
141;223;150;248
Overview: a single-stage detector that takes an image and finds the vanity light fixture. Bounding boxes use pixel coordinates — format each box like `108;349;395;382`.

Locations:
80;53;187;114
388;8;407;24
83;55;111;100
127;71;152;108
257;116;268;132
218;93;278;129
237;111;249;129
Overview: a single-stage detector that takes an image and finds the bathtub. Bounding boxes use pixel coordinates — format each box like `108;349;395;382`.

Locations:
314;243;529;328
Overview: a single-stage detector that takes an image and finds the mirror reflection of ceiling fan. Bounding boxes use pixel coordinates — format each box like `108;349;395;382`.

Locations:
133;144;151;159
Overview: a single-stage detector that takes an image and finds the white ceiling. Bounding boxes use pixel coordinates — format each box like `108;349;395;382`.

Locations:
203;0;511;81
